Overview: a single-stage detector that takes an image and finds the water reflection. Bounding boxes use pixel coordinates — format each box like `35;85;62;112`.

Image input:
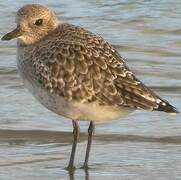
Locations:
68;168;90;180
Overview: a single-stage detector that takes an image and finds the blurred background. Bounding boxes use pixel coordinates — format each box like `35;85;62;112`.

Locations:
0;0;181;179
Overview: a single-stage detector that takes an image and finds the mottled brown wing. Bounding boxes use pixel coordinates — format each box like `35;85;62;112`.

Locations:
33;36;178;113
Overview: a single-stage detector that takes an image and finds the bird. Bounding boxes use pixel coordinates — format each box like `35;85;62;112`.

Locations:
1;4;178;170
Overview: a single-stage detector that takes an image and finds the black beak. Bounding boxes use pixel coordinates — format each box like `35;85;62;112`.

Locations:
1;26;23;41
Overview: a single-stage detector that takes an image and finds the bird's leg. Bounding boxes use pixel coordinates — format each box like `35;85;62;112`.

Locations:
83;121;95;169
66;120;80;170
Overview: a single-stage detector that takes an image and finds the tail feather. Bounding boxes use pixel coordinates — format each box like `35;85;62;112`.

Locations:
155;100;179;114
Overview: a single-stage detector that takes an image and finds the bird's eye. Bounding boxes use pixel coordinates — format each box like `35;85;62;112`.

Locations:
34;19;43;26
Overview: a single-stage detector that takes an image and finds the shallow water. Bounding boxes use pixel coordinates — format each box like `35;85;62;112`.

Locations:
0;0;181;180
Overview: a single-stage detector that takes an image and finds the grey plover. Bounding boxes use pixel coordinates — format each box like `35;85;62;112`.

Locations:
1;4;178;170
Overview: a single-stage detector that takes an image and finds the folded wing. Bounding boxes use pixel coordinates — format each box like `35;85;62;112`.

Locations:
32;24;178;114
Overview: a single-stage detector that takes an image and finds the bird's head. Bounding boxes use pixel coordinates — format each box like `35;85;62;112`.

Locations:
1;4;59;45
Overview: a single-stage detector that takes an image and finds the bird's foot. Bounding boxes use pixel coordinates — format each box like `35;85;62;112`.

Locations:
65;165;76;172
80;164;90;170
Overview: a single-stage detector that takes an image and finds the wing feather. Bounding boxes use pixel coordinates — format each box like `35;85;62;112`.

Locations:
32;24;178;113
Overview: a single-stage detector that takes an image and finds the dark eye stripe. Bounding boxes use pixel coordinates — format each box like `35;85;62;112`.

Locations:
35;19;43;26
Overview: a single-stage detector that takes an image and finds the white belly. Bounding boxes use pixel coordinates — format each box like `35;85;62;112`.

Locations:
23;78;134;123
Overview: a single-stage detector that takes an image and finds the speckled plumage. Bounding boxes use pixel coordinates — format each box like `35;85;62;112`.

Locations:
2;4;178;169
17;21;178;121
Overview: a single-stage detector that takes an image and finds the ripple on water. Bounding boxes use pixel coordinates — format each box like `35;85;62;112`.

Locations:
0;0;181;179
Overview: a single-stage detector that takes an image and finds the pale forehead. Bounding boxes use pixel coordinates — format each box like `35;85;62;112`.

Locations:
17;4;51;18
